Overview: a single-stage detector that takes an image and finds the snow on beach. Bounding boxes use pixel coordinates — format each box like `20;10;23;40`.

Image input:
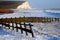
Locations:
32;22;60;37
0;25;48;40
0;22;60;40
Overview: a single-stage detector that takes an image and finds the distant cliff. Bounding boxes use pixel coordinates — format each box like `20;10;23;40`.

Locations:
17;1;31;9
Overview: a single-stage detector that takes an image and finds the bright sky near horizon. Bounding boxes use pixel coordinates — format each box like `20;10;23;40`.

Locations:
28;0;60;9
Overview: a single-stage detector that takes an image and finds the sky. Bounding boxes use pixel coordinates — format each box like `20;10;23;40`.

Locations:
28;0;60;9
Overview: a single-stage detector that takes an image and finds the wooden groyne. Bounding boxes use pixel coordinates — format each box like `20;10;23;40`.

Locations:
0;21;34;37
0;17;60;23
0;17;60;37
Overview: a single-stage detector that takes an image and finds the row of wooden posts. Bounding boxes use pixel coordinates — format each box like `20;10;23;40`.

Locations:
0;17;60;22
0;17;34;37
0;17;60;37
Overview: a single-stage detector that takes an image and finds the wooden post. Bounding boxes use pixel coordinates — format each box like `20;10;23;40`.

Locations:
29;23;34;37
7;18;10;29
43;17;44;22
50;18;51;22
2;18;4;26
20;22;23;34
12;23;14;30
16;23;18;32
1;18;3;26
57;18;59;22
24;22;28;35
5;18;10;29
15;17;18;32
51;18;52;22
11;17;14;30
41;17;42;22
51;18;53;22
55;18;56;22
46;17;47;22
